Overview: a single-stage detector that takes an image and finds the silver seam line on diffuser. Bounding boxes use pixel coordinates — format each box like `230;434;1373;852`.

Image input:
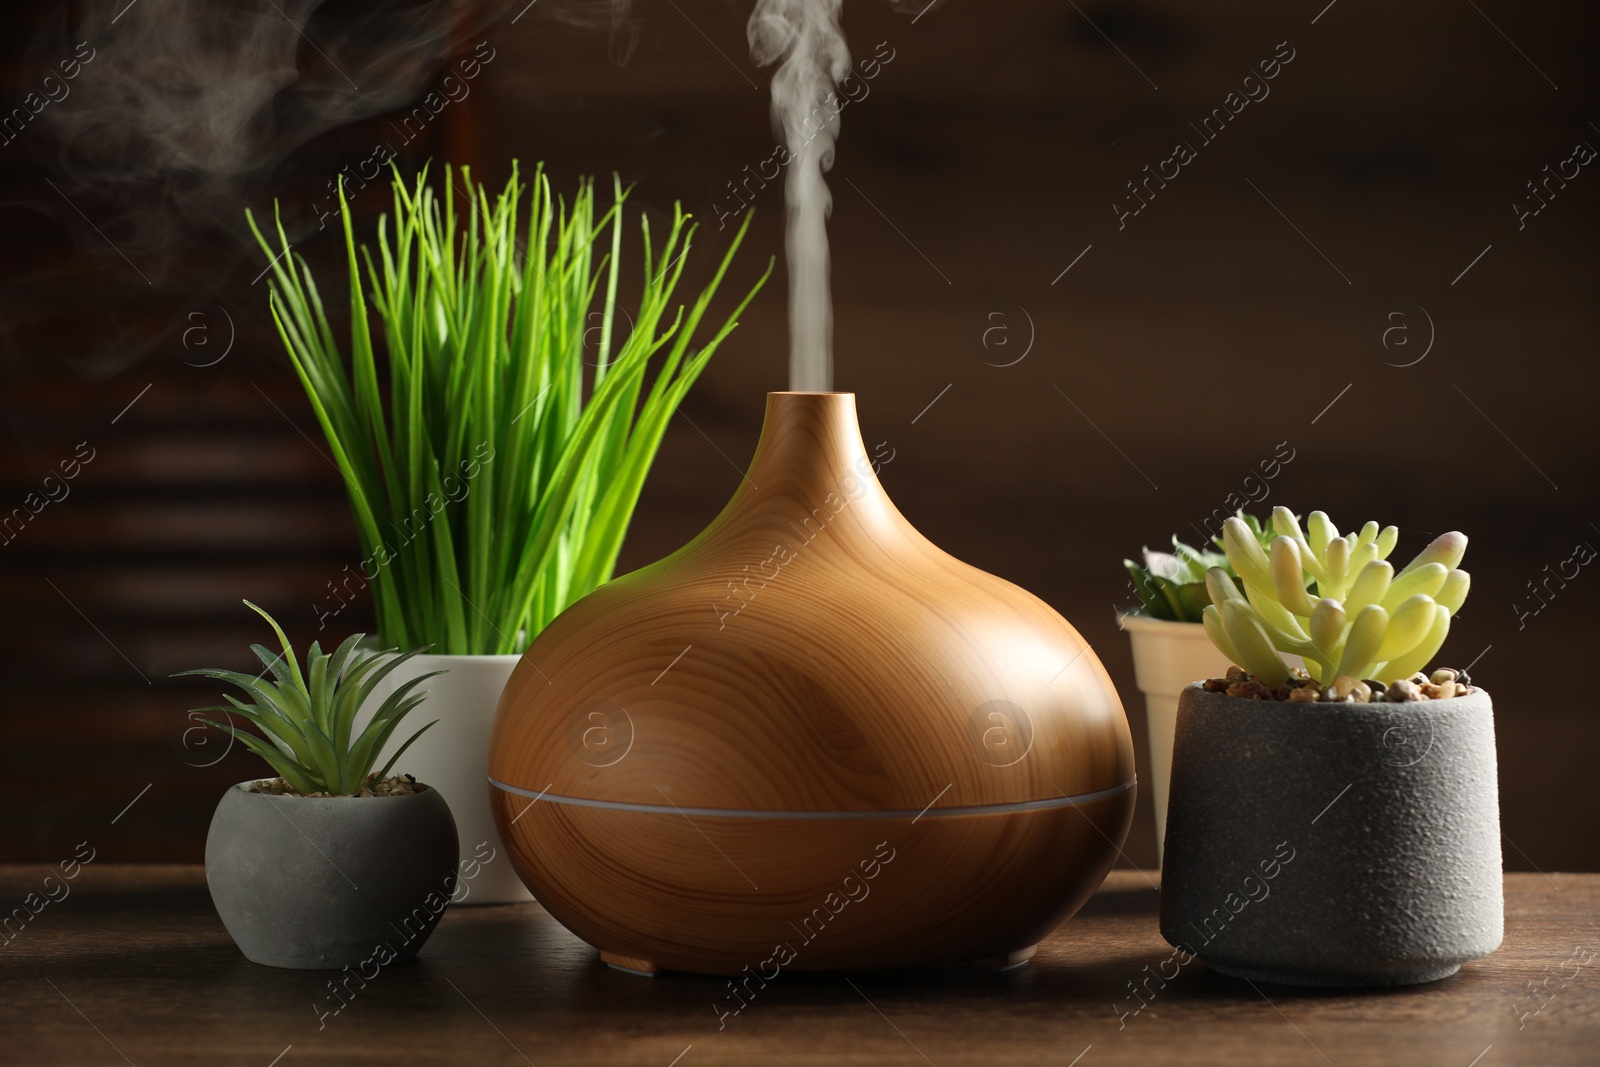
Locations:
485;776;1135;819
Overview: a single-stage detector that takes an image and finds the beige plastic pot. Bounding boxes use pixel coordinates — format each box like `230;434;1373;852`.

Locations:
1121;613;1233;862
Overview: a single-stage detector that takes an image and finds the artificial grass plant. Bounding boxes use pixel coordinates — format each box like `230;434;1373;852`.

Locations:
248;162;767;654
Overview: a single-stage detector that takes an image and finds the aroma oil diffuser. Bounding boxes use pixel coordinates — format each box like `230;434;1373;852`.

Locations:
488;391;1135;975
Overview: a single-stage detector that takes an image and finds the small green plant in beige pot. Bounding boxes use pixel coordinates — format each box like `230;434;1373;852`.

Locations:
1121;515;1285;857
1159;508;1502;986
178;601;459;970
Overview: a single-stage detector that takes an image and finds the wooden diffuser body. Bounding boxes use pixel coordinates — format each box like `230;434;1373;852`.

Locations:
488;392;1135;975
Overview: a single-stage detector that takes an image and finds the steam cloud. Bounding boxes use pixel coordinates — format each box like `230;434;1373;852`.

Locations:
31;0;644;263
47;1;447;180
748;0;850;393
32;1;483;258
1;0;648;386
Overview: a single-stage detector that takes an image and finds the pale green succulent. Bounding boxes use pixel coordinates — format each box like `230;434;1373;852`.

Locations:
1202;507;1469;687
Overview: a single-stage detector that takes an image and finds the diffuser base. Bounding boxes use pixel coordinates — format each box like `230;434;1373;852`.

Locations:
986;946;1037;972
595;946;1043;978
601;951;659;977
494;787;1135;977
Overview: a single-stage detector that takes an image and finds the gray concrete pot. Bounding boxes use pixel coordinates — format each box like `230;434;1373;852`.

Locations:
206;782;460;969
1159;682;1503;987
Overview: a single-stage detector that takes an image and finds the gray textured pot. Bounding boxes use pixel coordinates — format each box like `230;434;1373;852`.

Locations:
1159;682;1503;987
206;782;459;969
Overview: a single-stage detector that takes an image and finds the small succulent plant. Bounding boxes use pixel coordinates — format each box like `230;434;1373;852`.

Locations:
175;601;443;796
1126;514;1280;623
1202;508;1469;689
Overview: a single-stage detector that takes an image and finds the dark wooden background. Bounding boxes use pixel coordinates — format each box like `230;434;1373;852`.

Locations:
1;0;1595;871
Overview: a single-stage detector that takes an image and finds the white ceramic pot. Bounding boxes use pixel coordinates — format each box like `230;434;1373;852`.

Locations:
366;652;530;904
1120;613;1233;863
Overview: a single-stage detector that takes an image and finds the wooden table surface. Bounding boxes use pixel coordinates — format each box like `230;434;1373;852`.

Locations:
2;867;1595;1066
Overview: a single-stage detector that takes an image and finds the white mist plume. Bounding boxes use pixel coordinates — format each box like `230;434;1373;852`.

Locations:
43;2;476;222
5;0;642;380
33;0;642;260
43;0;645;181
748;0;850;393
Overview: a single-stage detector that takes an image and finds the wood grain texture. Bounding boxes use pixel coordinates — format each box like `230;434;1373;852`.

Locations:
489;392;1134;810
488;392;1135;972
3;867;1596;1067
